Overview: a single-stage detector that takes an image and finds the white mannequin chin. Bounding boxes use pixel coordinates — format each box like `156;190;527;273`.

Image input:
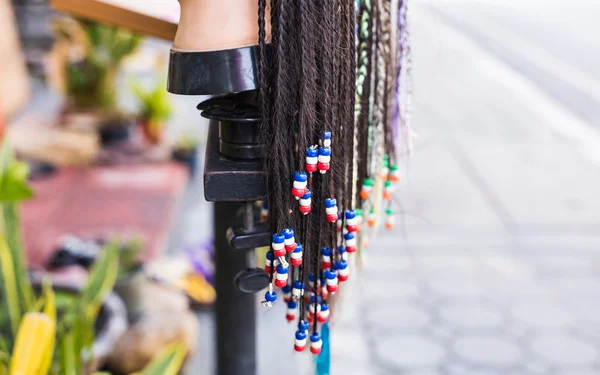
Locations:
173;0;271;52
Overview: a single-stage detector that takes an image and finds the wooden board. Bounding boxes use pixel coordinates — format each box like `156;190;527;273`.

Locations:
50;0;179;40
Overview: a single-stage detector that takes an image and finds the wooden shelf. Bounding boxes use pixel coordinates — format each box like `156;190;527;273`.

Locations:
50;0;178;40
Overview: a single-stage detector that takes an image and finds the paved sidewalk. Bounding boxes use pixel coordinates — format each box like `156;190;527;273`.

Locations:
180;2;600;374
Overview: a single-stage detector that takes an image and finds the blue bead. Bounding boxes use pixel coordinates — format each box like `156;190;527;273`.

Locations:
295;330;307;340
319;147;331;156
310;332;321;342
321;247;331;256
294;171;308;182
301;189;312;199
272;233;285;243
262;201;268;209
309;295;321;304
288;300;298;309
282;228;295;239
293;280;304;289
324;198;337;208
265;290;277;302
344;232;355;241
298;320;309;332
306;147;318;157
266;251;275;260
326;270;337;279
282;284;292;293
337;245;346;253
276;264;288;274
345;209;356;219
321;303;329;311
308;273;315;282
319;130;332;140
293;243;303;253
336;260;348;270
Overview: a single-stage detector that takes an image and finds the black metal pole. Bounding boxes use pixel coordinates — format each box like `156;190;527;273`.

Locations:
214;201;257;375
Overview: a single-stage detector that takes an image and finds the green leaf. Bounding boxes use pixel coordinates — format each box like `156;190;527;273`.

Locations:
0;237;22;343
140;343;187;375
58;331;77;375
0;144;34;202
80;240;119;316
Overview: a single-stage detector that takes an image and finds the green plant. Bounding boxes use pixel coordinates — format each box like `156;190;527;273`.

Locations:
117;237;143;278
56;18;142;111
130;79;172;125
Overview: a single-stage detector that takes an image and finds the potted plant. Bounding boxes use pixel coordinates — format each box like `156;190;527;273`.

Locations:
112;237;146;322
172;130;200;178
52;17;141;144
130;79;173;145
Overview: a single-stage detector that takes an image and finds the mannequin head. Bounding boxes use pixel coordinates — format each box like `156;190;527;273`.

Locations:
173;0;271;52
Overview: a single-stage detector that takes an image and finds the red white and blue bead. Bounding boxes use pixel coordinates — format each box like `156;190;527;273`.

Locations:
305;146;319;174
321;247;332;270
275;264;289;288
345;210;358;233
299;190;312;214
292;280;304;299
264;251;278;274
294;329;307;352
310;332;323;354
325;269;339;293
272;233;286;258
319;130;332;148
286;300;297;322
317;303;330;323
337;245;348;261
317;147;331;174
336;259;349;282
325;198;338;223
290;243;303;266
282;284;292;303
292;171;308;199
344;232;357;253
261;201;268;221
282;228;297;252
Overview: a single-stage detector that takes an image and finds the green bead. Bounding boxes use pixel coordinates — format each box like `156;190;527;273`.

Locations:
363;178;374;187
386;207;393;215
390;164;399;172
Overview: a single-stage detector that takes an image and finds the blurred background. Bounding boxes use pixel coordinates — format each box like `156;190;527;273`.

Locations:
1;0;599;374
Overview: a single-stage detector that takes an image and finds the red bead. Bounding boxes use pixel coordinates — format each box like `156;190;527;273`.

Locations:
299;205;311;214
326;214;337;223
306;164;317;173
338;274;349;282
346;224;358;232
294;345;305;352
265;266;274;274
310;346;322;355
326;284;338;293
317;162;330;171
346;245;356;253
285;243;296;252
274;248;286;257
322;289;329;300
286;313;296;322
292;187;306;198
275;279;287;288
321;262;331;270
317;313;328;323
291;258;302;266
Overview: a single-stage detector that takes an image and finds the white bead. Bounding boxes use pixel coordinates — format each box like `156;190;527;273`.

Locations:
296;338;307;346
346;238;356;247
363;185;373;192
322;255;331;263
309;304;321;313
347;217;358;226
292;288;302;297
325;207;338;215
276;273;288;281
291;251;303;260
311;340;323;349
272;242;285;250
338;268;350;277
323;139;331;147
341;252;348;261
326;278;338;286
284;237;295;246
306;156;318;164
300;197;311;206
293;180;308;189
318;155;331;163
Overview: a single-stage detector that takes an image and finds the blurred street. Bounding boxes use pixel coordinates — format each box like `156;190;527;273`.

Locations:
184;1;600;374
